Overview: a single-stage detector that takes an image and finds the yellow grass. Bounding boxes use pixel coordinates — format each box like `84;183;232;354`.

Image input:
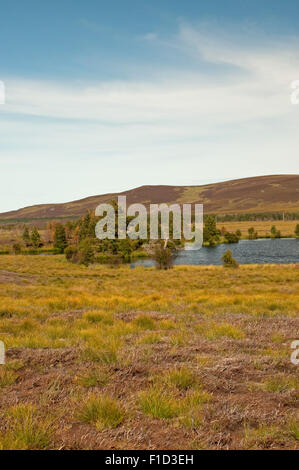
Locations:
217;220;297;237
0;255;298;450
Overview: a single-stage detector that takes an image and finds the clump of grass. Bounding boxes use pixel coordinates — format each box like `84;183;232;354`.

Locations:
179;410;202;429
76;394;125;430
222;249;239;268
39;377;65;405
164;367;197;390
243;424;285;449
0;404;54;450
287;418;299;440
271;333;284;343
260;375;298;394
4;359;24;371
137;333;161;345
260;347;288;361
83;310;113;325
0;369;18;387
139;387;180;419
195;321;245;340
159;319;176;330
182;389;212;408
82;338;121;364
76;369;109;388
134;315;156;330
169;332;188;346
139;385;211;421
196;356;211;367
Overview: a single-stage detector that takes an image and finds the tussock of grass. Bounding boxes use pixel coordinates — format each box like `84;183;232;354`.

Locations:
134;315;156;330
195;321;245;340
139;387;180;419
169;332;188;346
4;360;24;371
260;376;299;394
83;310;113;325
287;419;299;441
182;389;211;408
76;369;109;388
179;410;202;429
77;394;125;430
137;333;161;345
244;424;283;448
159;319;176;330
196;356;211;366
164;367;196;390
0;404;54;450
139;385;211;420
0;369;18;387
82;337;121;364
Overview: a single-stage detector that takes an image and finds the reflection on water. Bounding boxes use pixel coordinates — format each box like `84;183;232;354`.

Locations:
131;238;299;267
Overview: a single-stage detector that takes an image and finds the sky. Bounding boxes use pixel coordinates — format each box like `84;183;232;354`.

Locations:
0;0;299;212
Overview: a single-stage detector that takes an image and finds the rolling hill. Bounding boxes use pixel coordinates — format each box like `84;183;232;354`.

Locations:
1;174;299;222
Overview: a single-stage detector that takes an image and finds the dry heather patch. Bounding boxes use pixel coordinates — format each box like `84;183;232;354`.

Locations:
0;256;298;449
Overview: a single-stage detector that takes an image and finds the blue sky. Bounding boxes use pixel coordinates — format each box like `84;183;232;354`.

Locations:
0;1;299;212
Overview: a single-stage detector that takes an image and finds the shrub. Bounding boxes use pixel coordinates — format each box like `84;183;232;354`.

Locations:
248;227;258;240
221;249;239;268
78;240;95;266
271;225;281;238
12;243;22;255
224;232;239;243
65;245;78;262
65;240;94;266
152;243;174;269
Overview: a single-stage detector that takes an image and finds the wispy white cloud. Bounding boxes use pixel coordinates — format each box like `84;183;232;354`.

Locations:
141;32;158;41
1;23;299;211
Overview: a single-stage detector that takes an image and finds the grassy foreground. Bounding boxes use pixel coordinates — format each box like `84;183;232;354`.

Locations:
0;255;298;450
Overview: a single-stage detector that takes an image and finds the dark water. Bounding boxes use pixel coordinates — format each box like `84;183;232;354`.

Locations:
131;238;299;267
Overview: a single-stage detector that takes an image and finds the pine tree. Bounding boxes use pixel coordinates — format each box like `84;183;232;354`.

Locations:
22;227;30;246
53;224;67;253
31;227;41;248
203;216;218;245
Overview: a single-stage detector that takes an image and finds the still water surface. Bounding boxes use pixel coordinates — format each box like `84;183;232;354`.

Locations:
131;238;299;267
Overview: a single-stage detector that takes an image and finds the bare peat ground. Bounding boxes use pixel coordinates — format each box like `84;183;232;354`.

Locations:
0;256;298;450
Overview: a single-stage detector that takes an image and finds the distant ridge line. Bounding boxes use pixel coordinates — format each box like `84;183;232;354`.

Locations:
1;174;299;222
